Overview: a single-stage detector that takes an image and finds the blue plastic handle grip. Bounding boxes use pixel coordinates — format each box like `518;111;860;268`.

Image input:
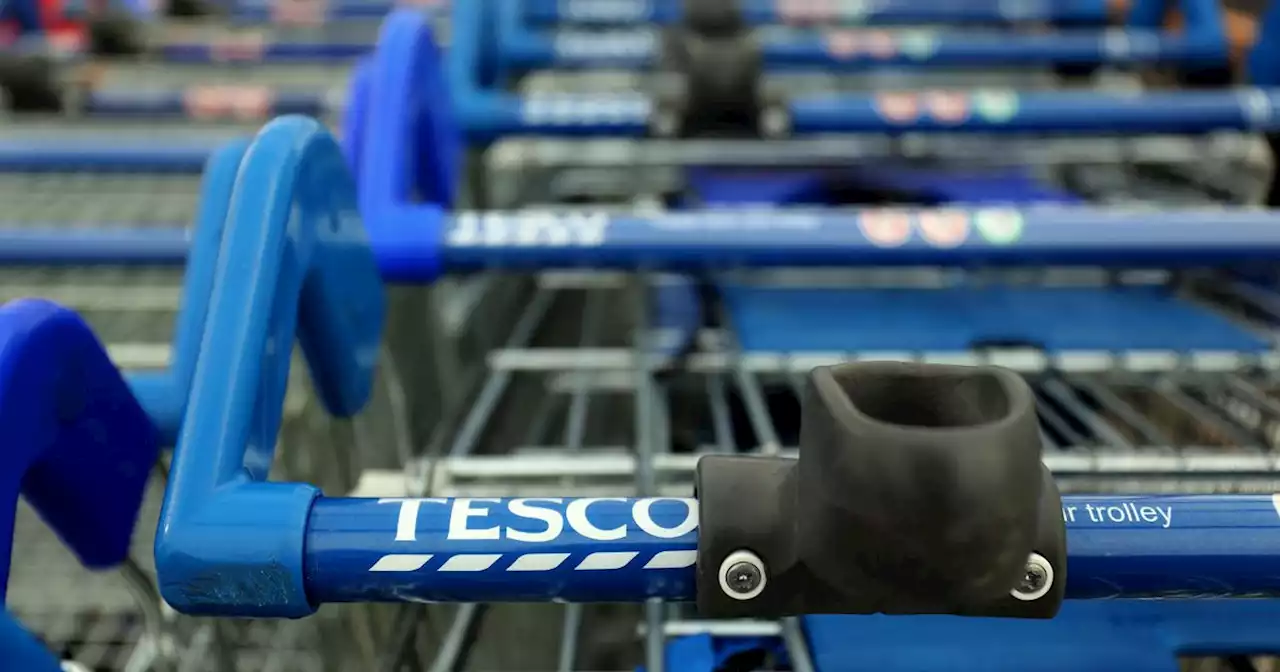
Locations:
522;0;1111;25
154;116;385;618
292;494;1280;607
502;29;1226;70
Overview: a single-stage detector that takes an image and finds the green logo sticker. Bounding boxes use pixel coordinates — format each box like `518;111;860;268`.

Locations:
897;30;938;60
975;209;1024;245
973;90;1019;124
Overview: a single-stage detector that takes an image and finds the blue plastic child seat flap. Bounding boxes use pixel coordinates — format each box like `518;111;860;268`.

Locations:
0;299;158;602
804;600;1280;671
721;285;1269;353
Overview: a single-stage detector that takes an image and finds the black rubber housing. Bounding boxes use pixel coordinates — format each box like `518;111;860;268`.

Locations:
694;362;1065;619
87;10;149;57
681;0;743;36
0;53;63;113
657;28;762;137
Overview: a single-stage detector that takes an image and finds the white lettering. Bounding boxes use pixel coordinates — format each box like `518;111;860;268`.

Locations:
448;498;501;541
507;498;564;543
378;497;447;542
447;212;609;248
632;498;698;539
566;498;628;541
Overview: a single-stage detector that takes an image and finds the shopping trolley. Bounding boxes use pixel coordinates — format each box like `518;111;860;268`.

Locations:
340;3;1280;670
14;110;1280;672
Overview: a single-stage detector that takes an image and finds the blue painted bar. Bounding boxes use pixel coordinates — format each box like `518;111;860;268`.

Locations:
449;88;1280;137
306;496;700;603
788;89;1280;133
230;1;399;20
504;29;1224;70
158;41;369;62
12;208;1280;273
523;0;1111;25
0;143;216;172
300;495;1280;605
82;91;333;119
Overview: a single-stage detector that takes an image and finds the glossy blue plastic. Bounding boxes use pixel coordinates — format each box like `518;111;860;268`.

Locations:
154;116;385;618
358;8;459;281
126;139;249;444
522;0;1111;25
342;55;374;180
0;610;61;672
0;299;158;597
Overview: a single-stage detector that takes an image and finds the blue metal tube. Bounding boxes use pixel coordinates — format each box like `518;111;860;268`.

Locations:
505;30;1221;70
302;495;1280;605
522;0;1111;25
11;208;1280;273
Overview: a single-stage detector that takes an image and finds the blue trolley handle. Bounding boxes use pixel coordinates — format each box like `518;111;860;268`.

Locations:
149;117;1280;620
522;0;1114;26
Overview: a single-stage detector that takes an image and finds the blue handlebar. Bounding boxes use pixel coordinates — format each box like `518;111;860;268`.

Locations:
6;207;1280;280
522;0;1113;25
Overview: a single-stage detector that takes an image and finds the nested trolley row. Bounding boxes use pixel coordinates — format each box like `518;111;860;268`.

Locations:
13;0;1280;671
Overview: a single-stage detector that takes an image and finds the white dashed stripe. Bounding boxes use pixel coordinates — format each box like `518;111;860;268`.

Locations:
369;554;433;572
575;552;639;570
366;551;695;572
644;550;697;569
507;553;571;571
439;554;503;572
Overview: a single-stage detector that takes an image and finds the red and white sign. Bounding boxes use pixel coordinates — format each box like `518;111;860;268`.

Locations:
859;210;912;247
917;210;970;248
271;0;327;26
923;91;970;124
183;85;275;121
874;93;920;124
777;0;836;24
209;31;267;63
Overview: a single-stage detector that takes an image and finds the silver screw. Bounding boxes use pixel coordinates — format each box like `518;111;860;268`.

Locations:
718;550;768;601
726;561;762;594
1010;552;1054;601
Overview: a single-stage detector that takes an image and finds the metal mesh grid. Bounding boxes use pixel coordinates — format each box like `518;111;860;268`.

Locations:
335;270;1280;672
0;174;202;226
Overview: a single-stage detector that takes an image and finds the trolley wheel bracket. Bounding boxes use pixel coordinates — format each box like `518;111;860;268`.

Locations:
693;362;1066;619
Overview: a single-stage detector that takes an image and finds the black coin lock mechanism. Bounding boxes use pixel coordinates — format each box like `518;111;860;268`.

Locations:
693;361;1066;619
